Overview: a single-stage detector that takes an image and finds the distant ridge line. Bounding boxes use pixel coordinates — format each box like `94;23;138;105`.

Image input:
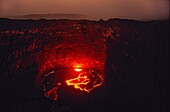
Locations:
7;13;90;20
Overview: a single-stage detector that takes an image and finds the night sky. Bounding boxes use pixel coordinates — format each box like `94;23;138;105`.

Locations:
0;0;169;20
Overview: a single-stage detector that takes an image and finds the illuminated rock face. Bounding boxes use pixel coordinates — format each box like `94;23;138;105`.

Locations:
37;22;107;73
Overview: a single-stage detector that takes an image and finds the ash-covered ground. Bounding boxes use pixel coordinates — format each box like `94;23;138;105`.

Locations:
0;18;169;112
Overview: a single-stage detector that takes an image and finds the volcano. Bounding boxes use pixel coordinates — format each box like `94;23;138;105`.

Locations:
0;18;168;112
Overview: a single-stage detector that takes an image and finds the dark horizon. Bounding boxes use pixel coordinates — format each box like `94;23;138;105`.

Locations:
0;13;169;22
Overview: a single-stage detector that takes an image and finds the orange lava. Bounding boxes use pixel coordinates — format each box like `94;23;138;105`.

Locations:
66;71;104;93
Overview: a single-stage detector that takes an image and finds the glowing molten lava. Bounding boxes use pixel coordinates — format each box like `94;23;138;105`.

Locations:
73;64;83;72
66;70;104;93
74;68;82;72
